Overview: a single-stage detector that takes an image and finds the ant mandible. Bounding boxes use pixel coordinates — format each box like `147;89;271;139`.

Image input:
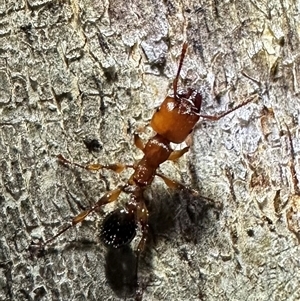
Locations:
37;42;257;299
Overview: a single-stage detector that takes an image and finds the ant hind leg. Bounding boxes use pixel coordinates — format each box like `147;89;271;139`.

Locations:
156;172;197;195
134;201;149;301
34;186;123;247
156;172;220;209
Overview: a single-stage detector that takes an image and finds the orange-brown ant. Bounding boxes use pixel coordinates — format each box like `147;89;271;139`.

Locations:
32;42;257;300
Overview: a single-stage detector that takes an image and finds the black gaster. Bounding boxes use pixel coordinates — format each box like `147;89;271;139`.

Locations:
101;208;137;248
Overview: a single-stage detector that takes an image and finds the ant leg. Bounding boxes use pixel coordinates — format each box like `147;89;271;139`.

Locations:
167;146;189;161
127;200;149;301
134;134;189;160
156;172;218;203
58;154;133;173
134;133;145;152
156;173;220;210
156;172;187;190
43;186;123;246
200;94;258;121
156;172;198;194
135;202;149;254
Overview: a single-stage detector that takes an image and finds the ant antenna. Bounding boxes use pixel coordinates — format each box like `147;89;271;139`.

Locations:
173;42;188;99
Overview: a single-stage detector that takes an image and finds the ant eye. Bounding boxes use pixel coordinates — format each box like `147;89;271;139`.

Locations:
100;209;137;248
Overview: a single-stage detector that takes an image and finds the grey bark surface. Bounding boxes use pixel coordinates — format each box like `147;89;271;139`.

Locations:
0;0;300;300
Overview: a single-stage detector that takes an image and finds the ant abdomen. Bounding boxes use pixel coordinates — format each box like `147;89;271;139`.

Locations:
101;208;137;248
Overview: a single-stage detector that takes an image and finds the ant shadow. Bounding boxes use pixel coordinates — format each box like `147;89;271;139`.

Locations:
104;246;137;298
148;179;219;245
103;182;217;299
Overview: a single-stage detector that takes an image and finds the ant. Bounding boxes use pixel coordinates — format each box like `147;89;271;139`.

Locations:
32;42;257;300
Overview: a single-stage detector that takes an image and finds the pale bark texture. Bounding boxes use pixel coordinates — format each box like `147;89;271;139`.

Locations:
0;0;300;300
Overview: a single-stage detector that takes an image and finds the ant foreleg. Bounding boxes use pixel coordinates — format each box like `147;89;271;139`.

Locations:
200;94;259;121
58;154;133;173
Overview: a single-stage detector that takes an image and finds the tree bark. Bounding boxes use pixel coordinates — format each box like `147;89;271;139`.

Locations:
0;0;299;300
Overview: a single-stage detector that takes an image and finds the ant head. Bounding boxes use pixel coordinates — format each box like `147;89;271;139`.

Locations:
151;89;202;143
101;208;137;248
151;43;202;143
